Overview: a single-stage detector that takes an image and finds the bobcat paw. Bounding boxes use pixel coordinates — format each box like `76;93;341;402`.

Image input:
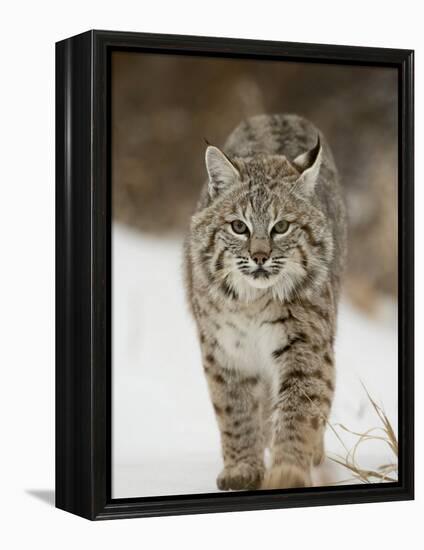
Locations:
217;463;264;491
262;463;312;490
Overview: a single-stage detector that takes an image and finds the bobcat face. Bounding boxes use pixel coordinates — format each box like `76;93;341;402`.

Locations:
195;146;333;301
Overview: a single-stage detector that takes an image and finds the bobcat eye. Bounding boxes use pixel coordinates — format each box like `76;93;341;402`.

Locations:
272;220;290;234
231;220;248;235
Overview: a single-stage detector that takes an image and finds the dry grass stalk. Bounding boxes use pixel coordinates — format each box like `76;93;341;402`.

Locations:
327;382;398;484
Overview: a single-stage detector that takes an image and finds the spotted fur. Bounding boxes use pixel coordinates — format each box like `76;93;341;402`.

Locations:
184;114;347;490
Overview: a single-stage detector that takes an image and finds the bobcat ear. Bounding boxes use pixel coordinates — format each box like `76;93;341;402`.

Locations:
205;145;240;198
292;136;323;196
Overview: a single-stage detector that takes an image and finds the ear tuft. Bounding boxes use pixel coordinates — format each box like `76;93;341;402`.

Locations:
292;136;323;196
205;146;240;198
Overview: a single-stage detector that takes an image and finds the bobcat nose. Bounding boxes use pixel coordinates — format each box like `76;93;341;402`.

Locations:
251;251;269;265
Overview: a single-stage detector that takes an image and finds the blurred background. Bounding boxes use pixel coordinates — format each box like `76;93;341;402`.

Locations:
111;52;398;498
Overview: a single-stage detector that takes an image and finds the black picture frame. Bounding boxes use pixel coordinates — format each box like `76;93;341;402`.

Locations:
55;29;414;520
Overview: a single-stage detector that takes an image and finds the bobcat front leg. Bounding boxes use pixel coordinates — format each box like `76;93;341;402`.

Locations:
263;334;334;489
203;352;265;490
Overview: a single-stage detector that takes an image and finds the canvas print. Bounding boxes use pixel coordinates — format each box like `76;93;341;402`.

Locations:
111;52;398;498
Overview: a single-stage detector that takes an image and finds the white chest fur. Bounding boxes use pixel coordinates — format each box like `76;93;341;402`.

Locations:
212;307;288;379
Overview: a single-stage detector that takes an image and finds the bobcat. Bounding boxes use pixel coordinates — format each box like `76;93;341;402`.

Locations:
184;114;347;490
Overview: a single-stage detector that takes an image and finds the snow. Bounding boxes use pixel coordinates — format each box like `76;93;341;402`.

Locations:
112;223;398;498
